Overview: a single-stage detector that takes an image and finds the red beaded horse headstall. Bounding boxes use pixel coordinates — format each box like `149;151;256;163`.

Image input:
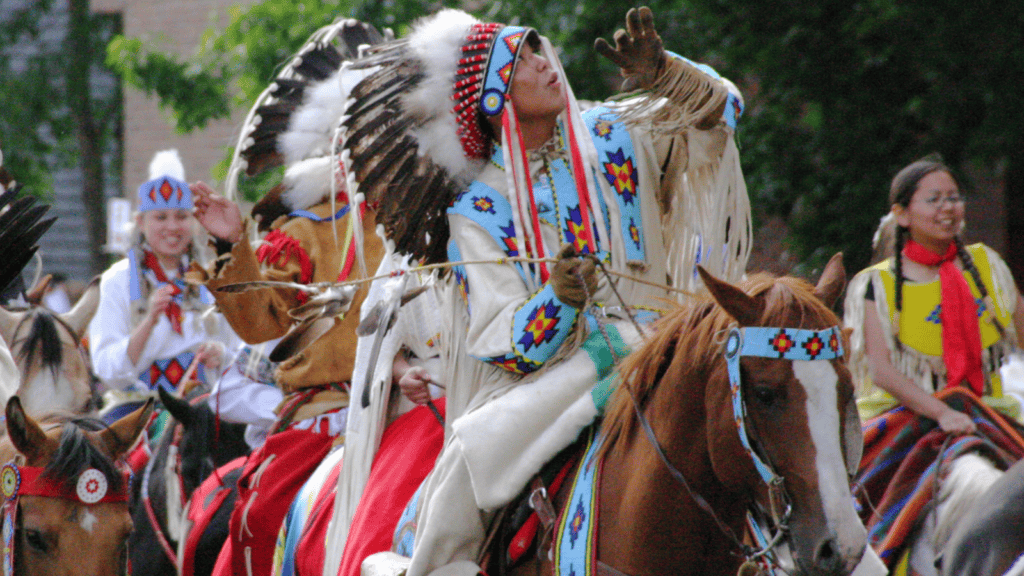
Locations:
1;462;129;575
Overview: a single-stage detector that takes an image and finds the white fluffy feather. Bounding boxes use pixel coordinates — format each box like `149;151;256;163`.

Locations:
401;9;480;178
148;149;185;181
281;156;334;210
280;66;375;166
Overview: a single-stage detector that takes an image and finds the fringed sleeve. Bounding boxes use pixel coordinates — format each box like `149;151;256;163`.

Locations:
197;222;311;344
843;269;874;396
661;131;750;291
614;53;729;134
612;53;750;291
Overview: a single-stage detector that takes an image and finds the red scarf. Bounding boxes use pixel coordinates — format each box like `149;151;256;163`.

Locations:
143;250;184;335
902;240;984;394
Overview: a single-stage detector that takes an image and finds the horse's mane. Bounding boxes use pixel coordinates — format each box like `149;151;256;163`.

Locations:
0;412;125;494
599;272;842;458
18;309;65;376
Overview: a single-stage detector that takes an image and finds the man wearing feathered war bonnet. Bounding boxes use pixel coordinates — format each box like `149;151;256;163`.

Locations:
335;7;751;575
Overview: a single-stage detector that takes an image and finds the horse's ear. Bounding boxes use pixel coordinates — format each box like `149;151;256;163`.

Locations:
24;274;52;306
99;398;155;459
157;386;193;428
813;253;846;308
698;266;763;326
59;276;101;339
5;396;57;463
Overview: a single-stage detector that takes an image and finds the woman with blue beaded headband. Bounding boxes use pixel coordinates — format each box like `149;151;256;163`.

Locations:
333;6;751;575
844;156;1024;572
88;150;241;420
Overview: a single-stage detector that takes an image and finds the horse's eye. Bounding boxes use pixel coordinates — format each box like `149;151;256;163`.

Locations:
24;528;49;554
750;385;780;407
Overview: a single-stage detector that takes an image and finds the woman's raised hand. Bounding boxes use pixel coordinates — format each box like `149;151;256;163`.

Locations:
191;181;243;243
195;342;225;371
145;284;174;323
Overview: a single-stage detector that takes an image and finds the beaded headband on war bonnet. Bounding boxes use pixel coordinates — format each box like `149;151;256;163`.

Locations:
337;10;545;265
452;23;537;159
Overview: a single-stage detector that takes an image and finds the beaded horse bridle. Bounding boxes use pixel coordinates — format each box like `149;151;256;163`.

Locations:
627;324;845;572
1;461;131;575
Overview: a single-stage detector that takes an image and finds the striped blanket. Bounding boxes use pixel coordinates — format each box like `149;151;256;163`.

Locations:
854;387;1024;569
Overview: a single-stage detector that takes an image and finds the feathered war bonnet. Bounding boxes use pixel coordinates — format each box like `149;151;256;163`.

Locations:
339;9;605;277
224;19;387;231
138;149;191;212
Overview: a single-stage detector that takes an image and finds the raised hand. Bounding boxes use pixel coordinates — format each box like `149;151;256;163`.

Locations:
594;7;666;92
191;181;243;243
195;341;225;371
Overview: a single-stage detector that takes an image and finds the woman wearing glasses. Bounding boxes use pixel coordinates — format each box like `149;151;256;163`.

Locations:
845;156;1024;572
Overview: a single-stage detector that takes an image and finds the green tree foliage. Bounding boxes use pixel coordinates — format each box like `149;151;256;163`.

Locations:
1;0;63;197
106;1;357;133
1;0;122;273
107;0;1024;279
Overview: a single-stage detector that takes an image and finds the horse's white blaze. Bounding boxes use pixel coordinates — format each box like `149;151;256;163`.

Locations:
79;508;98;533
793;360;866;551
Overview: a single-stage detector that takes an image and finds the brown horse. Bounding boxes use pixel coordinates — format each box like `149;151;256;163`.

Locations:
503;255;866;576
0;395;152;576
0;279;100;415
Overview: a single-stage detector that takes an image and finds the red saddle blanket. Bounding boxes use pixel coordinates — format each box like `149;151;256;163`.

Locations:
338;401;447;576
855;387;1024;567
181;456;246;576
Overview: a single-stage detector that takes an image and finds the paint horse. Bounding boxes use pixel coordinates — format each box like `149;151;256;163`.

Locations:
504;255;865;576
0;395;152;576
129;387;249;576
940;457;1024;576
0;279;100;415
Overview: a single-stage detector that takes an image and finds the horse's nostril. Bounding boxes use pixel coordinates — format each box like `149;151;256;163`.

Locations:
815;537;838;562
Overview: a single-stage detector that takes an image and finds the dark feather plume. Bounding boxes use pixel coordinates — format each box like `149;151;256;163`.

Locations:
338;39;466;266
231;19;388;199
0;182;57;295
250;184;292;232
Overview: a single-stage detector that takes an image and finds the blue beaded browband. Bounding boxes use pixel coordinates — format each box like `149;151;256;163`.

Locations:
724;325;845;485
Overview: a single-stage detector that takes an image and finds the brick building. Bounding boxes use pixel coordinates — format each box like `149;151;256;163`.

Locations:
93;0;254;203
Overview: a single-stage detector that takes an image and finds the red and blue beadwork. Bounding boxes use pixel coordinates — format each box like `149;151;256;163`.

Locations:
725;326;845;485
137;174;193;213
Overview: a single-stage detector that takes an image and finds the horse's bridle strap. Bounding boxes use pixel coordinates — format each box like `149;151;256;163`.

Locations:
2;463;129;504
725;326;844;488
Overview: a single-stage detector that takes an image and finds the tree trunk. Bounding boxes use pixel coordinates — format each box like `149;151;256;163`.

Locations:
67;0;108;276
